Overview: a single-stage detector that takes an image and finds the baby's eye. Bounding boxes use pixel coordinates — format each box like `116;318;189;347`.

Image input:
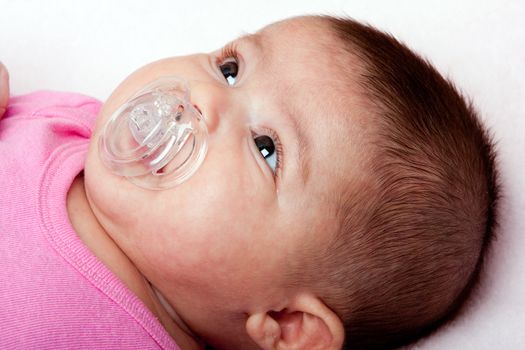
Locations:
219;59;238;86
254;135;278;173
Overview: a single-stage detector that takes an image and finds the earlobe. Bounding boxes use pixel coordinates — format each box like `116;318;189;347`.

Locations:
245;294;345;350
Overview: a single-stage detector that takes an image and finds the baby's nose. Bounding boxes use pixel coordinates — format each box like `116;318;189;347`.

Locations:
189;81;245;135
188;82;222;134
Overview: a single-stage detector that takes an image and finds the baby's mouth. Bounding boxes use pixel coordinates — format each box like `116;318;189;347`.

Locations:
98;76;209;190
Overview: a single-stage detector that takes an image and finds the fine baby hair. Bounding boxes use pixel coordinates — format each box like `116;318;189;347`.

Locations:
301;16;499;349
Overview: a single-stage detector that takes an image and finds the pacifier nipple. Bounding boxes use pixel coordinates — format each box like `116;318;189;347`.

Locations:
99;77;208;190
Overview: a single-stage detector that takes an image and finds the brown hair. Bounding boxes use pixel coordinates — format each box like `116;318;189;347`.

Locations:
315;16;499;349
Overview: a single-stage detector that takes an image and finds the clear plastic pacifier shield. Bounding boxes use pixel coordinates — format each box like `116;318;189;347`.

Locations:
99;77;208;190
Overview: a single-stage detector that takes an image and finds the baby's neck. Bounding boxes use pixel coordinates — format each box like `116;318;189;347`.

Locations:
67;173;203;350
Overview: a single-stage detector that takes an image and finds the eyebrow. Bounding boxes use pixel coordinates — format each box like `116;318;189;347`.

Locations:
242;32;311;185
237;32;264;51
283;100;311;185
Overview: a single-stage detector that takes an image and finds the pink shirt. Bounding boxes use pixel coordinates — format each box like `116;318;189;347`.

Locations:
0;92;180;350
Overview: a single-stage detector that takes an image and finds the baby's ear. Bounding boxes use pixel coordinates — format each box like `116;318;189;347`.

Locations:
245;294;344;350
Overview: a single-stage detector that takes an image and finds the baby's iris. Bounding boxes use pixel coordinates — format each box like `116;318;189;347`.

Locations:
219;60;238;86
254;135;277;172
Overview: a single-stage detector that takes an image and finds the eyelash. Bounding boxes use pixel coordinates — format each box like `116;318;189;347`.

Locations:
218;42;239;67
217;43;284;180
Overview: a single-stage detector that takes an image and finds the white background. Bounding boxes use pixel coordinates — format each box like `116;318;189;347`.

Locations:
1;1;524;349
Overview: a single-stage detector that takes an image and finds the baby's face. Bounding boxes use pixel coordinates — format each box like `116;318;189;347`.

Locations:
84;17;366;339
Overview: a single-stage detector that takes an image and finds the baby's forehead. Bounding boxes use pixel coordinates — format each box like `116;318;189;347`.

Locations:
257;17;336;60
260;16;330;39
257;17;363;98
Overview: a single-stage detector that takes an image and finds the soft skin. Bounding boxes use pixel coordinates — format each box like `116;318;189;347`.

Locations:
69;17;369;350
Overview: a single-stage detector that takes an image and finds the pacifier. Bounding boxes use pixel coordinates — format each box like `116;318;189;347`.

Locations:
98;77;208;190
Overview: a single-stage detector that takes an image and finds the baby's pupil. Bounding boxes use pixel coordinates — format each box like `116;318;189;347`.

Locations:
254;135;274;158
220;61;238;79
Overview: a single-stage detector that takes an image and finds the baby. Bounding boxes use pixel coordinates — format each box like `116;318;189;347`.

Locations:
0;15;498;350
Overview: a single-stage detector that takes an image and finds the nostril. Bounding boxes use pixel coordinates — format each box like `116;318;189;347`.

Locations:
192;104;202;115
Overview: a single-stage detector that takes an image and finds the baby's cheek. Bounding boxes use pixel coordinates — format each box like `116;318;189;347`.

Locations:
161;184;261;269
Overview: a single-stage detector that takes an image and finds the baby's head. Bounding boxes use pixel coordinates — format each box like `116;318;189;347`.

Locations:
83;16;498;350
